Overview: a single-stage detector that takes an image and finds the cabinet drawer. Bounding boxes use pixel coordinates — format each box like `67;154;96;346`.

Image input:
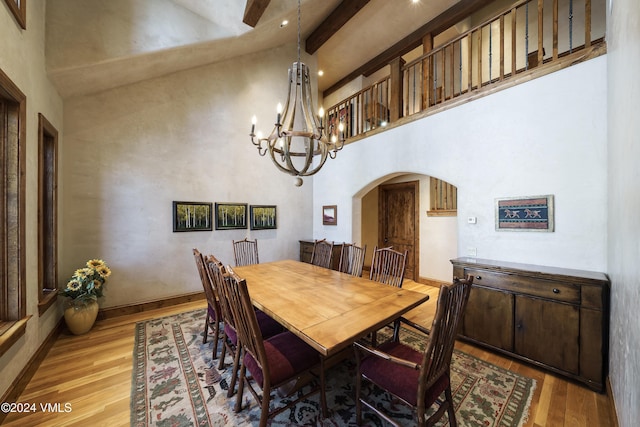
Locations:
465;268;580;304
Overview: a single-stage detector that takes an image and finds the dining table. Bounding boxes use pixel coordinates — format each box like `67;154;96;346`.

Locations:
231;259;431;357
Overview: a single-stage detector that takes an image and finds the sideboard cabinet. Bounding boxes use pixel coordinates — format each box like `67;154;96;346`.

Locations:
451;257;609;391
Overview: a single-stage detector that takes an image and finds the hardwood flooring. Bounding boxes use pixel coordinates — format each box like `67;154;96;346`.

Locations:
2;299;616;426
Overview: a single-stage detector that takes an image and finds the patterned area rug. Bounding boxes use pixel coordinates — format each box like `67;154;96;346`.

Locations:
131;309;536;426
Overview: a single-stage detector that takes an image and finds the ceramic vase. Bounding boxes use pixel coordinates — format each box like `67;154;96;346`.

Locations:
63;298;99;335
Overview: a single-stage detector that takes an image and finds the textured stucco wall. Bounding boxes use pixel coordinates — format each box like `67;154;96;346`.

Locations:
61;44;315;308
607;0;640;424
0;1;65;399
314;57;608;276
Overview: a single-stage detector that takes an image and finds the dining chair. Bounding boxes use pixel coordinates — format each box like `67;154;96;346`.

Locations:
224;266;327;426
338;242;367;277
233;238;259;266
369;246;409;345
192;249;222;352
206;255;283;399
353;275;474;427
369;245;408;288
310;238;334;269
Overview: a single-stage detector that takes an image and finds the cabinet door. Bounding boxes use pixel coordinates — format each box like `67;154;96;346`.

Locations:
462;286;514;352
515;295;579;374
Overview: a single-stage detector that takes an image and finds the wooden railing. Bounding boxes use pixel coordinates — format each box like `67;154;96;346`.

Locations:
326;0;606;139
325;76;390;140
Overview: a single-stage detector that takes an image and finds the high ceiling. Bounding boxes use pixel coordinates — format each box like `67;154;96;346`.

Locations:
45;0;464;98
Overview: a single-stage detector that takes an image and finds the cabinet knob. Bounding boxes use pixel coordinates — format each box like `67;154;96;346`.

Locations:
475;275;482;280
553;288;560;294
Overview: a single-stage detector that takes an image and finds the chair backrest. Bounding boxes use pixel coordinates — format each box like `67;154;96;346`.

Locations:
311;239;334;268
369;246;408;287
233;238;259;266
338;243;367;277
223;266;270;386
193;249;219;312
418;275;473;393
205;255;235;331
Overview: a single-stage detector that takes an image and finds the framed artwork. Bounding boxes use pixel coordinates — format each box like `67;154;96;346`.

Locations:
215;203;248;230
495;195;554;231
4;0;26;29
173;201;212;232
250;205;277;230
323;205;337;226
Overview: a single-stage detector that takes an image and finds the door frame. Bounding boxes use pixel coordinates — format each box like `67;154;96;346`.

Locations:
378;180;419;281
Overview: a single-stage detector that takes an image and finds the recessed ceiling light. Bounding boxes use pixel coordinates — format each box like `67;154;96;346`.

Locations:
280;19;289;28
318;70;324;76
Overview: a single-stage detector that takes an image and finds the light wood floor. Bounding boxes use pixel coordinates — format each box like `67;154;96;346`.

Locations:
2;299;616;427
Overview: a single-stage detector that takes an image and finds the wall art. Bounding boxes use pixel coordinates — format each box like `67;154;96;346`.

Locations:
323;205;337;226
215;203;248;230
495;195;554;231
173;201;212;232
250;205;277;230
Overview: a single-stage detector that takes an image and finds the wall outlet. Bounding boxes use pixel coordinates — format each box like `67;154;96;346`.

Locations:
466;247;477;257
467;216;477;224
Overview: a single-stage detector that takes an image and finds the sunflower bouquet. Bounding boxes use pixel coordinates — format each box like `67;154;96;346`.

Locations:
59;259;111;302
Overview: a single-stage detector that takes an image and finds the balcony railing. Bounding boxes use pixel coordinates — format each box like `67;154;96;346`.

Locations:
326;0;606;140
325;76;391;141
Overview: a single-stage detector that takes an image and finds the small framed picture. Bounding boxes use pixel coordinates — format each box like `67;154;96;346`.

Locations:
250;205;277;230
215;203;248;230
173;201;212;232
495;195;554;231
323;205;337;226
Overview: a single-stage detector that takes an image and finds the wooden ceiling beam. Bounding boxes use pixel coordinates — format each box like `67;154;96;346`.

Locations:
323;0;495;97
305;0;371;55
243;0;272;28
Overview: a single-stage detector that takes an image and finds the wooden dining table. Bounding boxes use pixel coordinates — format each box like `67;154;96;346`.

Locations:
232;259;431;357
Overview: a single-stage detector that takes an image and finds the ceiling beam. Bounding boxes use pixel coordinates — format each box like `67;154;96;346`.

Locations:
305;0;371;55
323;0;494;97
243;0;272;28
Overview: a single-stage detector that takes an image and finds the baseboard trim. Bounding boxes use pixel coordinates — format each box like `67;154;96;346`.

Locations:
606;376;620;426
97;291;205;320
417;276;448;288
0;318;64;424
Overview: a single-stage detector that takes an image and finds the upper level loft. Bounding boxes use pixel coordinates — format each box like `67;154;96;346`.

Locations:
320;0;606;143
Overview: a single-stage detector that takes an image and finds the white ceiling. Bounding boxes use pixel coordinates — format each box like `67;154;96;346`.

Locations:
45;0;460;98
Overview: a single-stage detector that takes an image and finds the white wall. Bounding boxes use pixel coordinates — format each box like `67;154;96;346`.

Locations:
314;56;608;274
62;44;315;308
0;1;65;399
607;0;640;424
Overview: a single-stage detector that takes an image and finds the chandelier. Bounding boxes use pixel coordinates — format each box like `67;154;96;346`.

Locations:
249;0;345;186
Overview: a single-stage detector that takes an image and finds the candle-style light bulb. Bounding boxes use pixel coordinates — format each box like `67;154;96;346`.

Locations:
276;103;283;125
318;107;324;128
251;115;257;134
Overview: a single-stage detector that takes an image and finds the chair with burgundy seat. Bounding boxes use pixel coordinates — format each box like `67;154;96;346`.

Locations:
233;238;259;266
353;275;474;427
310;238;334;269
224;266;327;427
338;242;367;277
206;255;282;399
192;249;222;354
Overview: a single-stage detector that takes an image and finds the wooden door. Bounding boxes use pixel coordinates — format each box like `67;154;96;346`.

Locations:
378;181;418;281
